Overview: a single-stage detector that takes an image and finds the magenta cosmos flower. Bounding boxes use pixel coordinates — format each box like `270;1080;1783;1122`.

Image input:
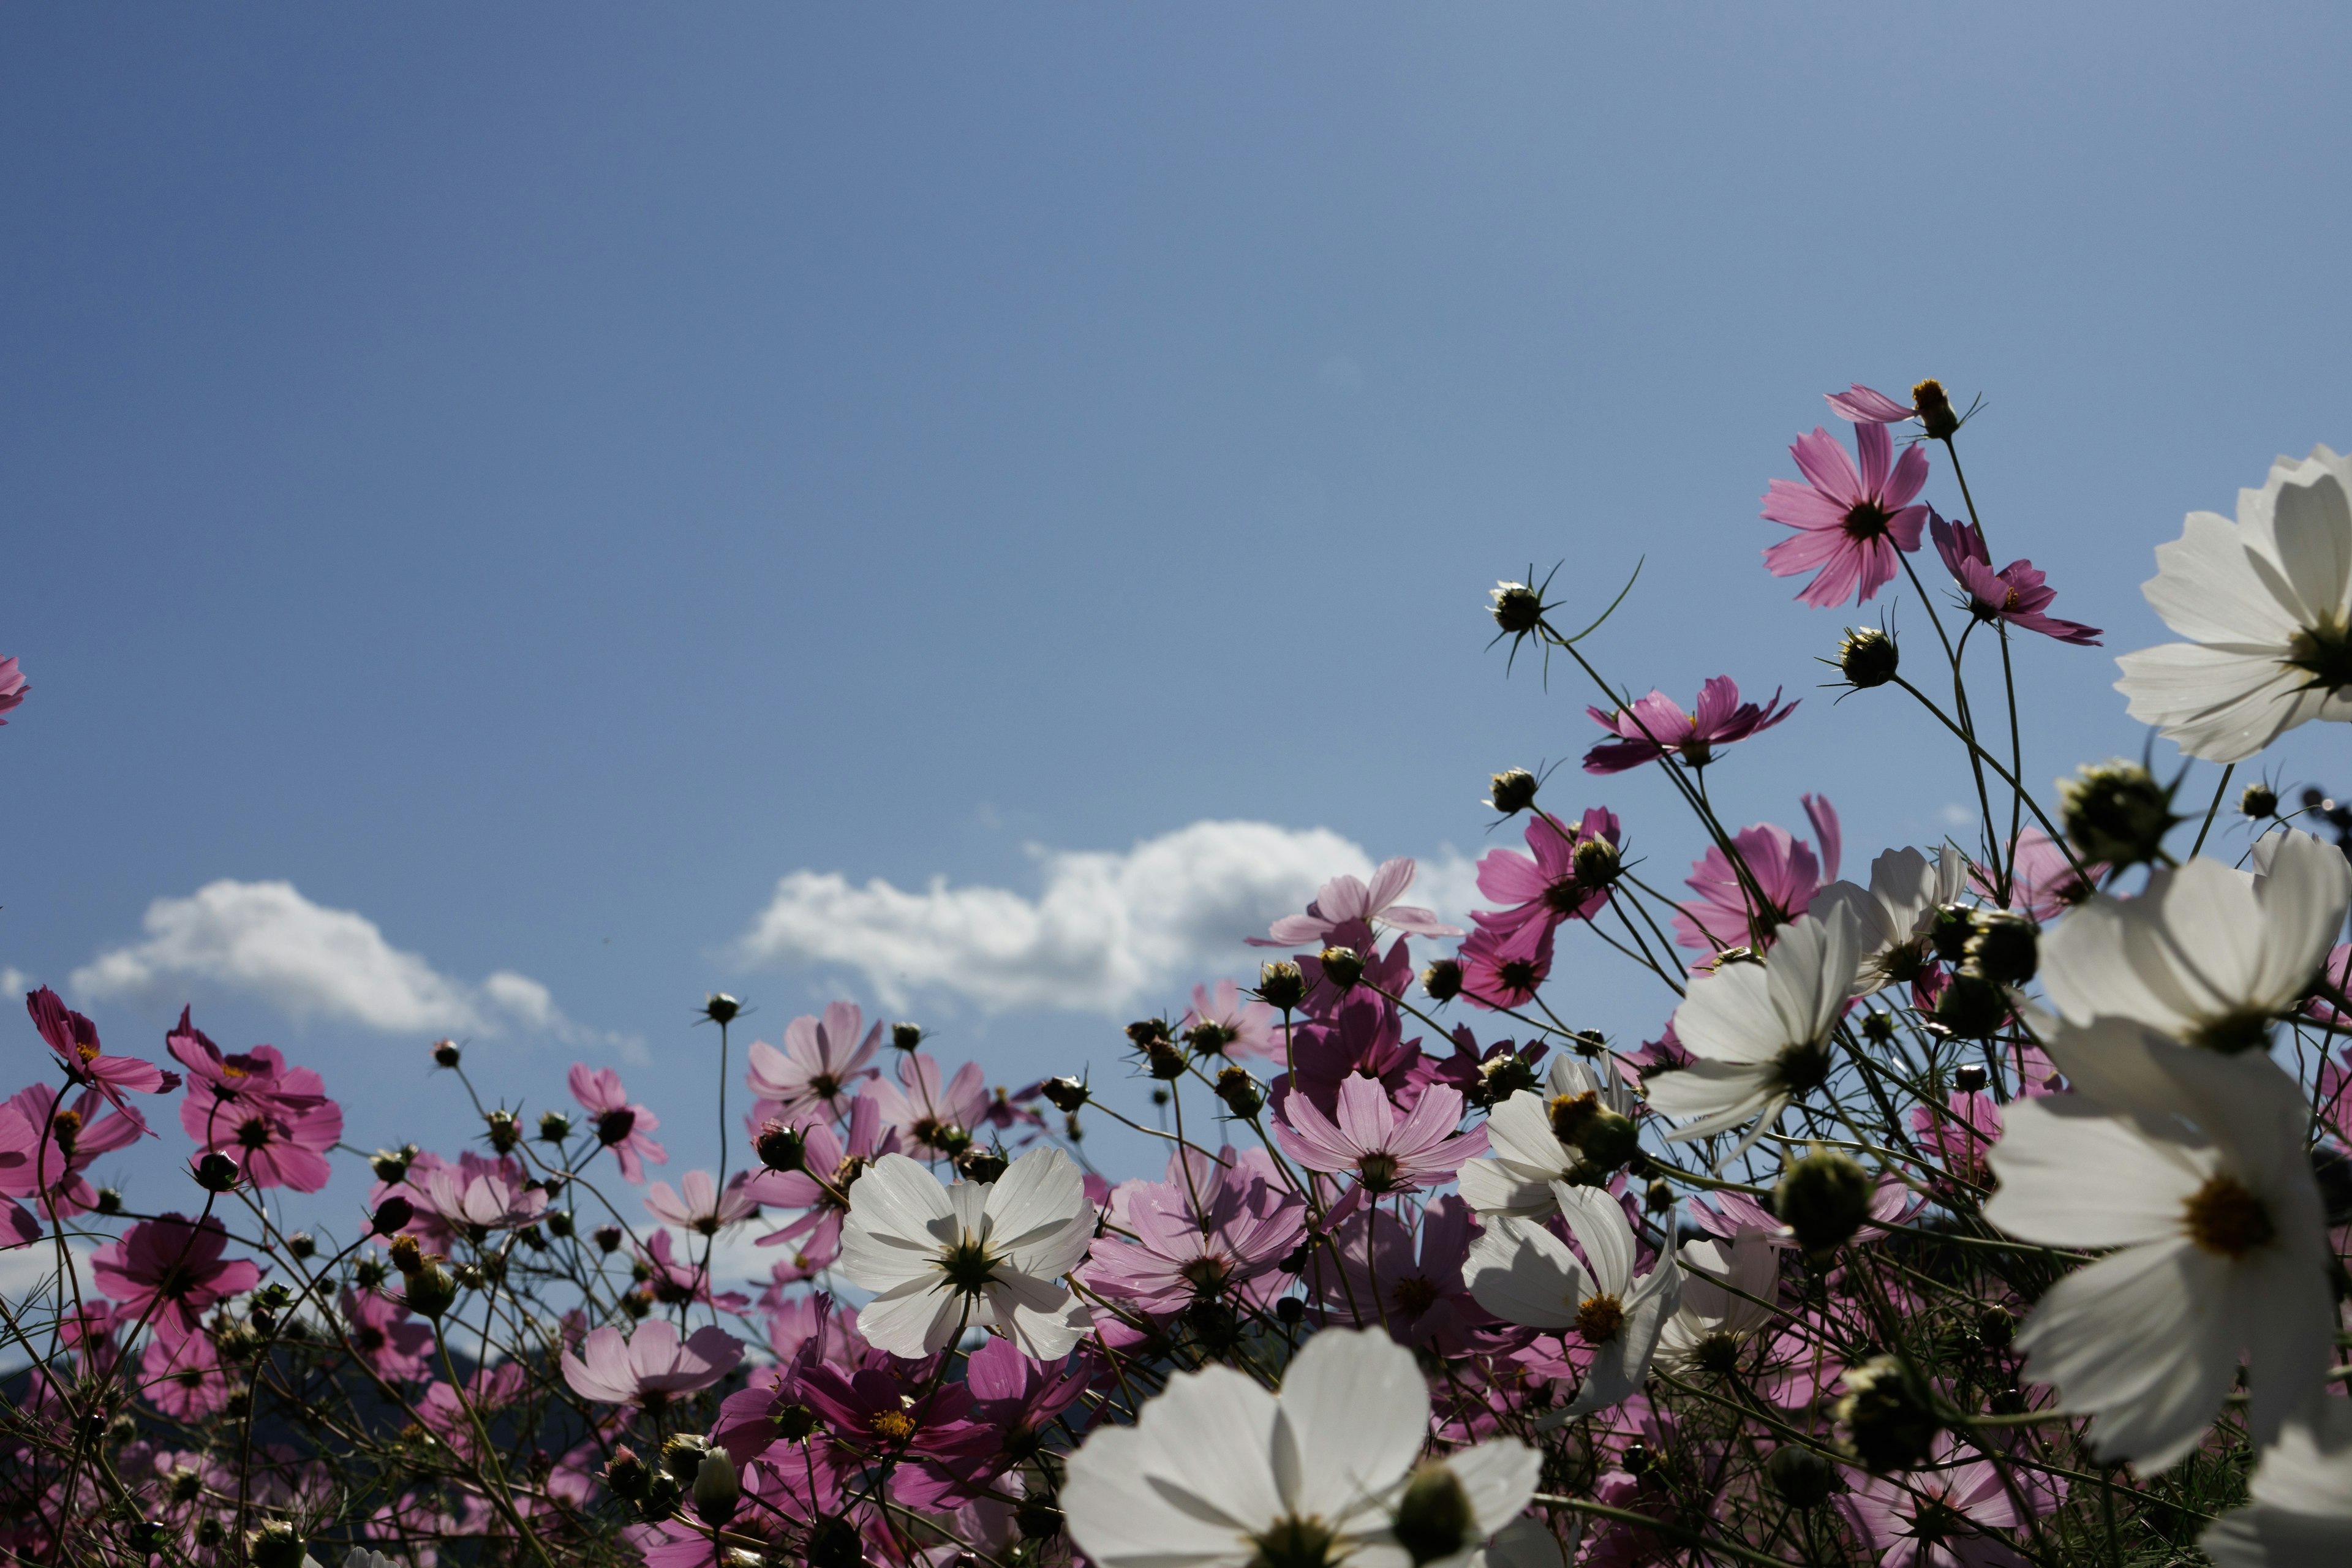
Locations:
1762;421;1931;607
1271;1077;1482;1201
1473;806;1623;936
341;1285;436;1381
568;1063;668;1183
1248;857;1462;947
91;1212;263;1344
560;1317;744;1407
749;1094;903;1268
1673;795;1841;954
1456;918;1557;1012
190;1086;342;1194
1;1082;148;1220
744;1001;883;1129
26;988;178;1118
140;1326;234;1420
1080;1145;1304;1317
1929;513;2101;646
1314;1196;1493;1352
0;655;24;723
1851;1435;2059;1568
1584;677;1796;774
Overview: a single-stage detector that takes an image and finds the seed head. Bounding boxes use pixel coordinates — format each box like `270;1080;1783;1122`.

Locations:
2060;759;2180;870
1420;959;1463;1003
1837;627;1899;690
1485;768;1540;815
1776;1149;1873;1258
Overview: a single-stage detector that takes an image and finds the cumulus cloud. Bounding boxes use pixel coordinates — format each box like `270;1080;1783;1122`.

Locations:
733;820;1480;1015
72;879;620;1050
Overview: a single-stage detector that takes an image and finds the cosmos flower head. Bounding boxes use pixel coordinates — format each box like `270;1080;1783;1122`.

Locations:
1761;421;1932;608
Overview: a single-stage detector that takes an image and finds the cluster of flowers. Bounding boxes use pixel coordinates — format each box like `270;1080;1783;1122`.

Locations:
7;382;2352;1568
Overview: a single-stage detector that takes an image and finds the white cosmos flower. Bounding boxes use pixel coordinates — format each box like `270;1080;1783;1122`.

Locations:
2116;445;2352;763
1464;1183;1681;1420
839;1145;1095;1359
1459;1057;1638;1219
2037;831;2351;1052
2201;1393;2352;1568
1984;1022;2332;1472
1646;908;1863;1157
1061;1327;1539;1568
1807;845;1966;997
1653;1229;1781;1378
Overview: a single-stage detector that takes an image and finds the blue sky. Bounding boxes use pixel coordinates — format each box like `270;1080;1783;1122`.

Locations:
6;4;2352;1227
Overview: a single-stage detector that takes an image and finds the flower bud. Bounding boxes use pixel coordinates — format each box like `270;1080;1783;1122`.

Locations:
404;1264;458;1320
195;1518;227;1548
1952;1063;1988;1094
355;1258;388;1289
94;1186;123;1216
1912;379;1958;440
1645;1179;1676;1213
1214;1067;1263;1118
192;1152;241;1193
387;1234;424;1274
639;1470;682;1521
1039;1076;1088;1113
372;1196;415;1237
1860;1011;1897;1046
1837;1356;1940;1472
2241;782;2280;820
2060;759;2179;870
692;1447;741;1525
661;1433;711;1482
891;1022;924;1051
285;1231;315;1260
1620;1440;1656;1476
1776;1149;1873;1258
956;1146;1009;1185
1976;1303;2015;1348
1965;910;2038;987
1575;1109;1640;1171
371;1147;411;1183
1926;903;1975;965
701;992;742;1026
248;1521;307;1568
1183;1019;1238;1059
1016;1499;1065;1540
1474;1053;1539;1106
775;1400;819;1441
807;1516;866;1568
537;1110;573;1143
1390;1461;1475;1567
1125;1018;1172;1050
1317;946;1365;992
1488;581;1545;636
1764;1444;1839;1508
1838;628;1899;689
1256;962;1307;1011
756;1121;807;1173
1486;768;1539;815
1572;835;1622;889
453;1262;486;1291
431;1039;462;1068
484;1109;520;1153
1931;971;2009;1040
1420;959;1463;1003
543;1210;573;1240
1275;1295;1305;1324
1145;1039;1186;1080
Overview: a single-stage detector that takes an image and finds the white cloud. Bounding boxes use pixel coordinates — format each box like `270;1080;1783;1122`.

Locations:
71;879;625;1052
733;820;1480;1016
0;967;24;998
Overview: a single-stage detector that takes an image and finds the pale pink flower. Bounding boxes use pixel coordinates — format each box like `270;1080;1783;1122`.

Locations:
865;1050;990;1159
644;1168;760;1237
560;1318;744;1406
1248;857;1461;947
1851;1436;2057;1568
1824;383;1916;424
1762;422;1931;607
0;655;25;723
1674;796;1842;954
424;1160;548;1235
1178;978;1281;1061
568;1063;668;1183
744;1001;883;1128
1270;1076;1483;1198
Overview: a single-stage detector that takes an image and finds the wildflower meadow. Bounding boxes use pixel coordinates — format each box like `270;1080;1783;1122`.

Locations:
9;382;2352;1568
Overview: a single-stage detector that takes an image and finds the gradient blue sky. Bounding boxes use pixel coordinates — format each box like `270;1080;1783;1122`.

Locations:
7;5;2352;1221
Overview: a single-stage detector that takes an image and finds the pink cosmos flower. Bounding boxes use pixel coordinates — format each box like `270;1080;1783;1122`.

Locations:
1824;383;1917;424
1295;923;1416;1017
644;1168;760;1236
341;1286;435;1382
1282;991;1423;1114
1270;1077;1483;1200
962;1335;1093;1463
1762;422;1932;607
1851;1435;2059;1568
567;1063;668;1183
1673;796;1842;954
190;1087;342;1194
798;1355;1000;1509
26;988;178;1118
140;1328;233;1420
1177;978;1281;1061
2307;943;2352;1030
90;1213;263;1344
0;1082;148;1219
1313;1195;1493;1352
1929;513;2101;646
1455;919;1556;1012
0;656;25;723
748;1094;903;1265
744;1001;883;1129
1473;806;1624;935
1975;827;2100;922
423;1159;549;1237
634;1227;752;1312
560;1317;744;1406
1248;858;1462;947
1080;1145;1305;1317
370;1150;520;1250
166;1009;326;1118
1584;677;1797;774
865;1050;990;1159
1909;1091;2003;1188
1405;1025;1548;1109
